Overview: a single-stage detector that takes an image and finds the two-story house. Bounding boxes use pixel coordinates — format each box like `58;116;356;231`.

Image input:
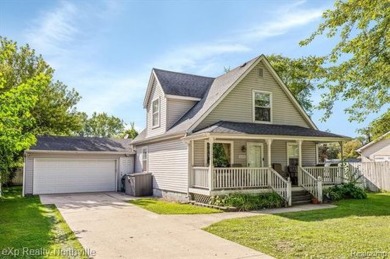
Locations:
132;55;349;205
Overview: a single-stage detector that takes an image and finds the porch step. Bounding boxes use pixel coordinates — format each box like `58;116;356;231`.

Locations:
292;190;312;205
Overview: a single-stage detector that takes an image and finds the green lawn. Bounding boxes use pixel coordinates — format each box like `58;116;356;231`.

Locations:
205;193;390;258
0;187;86;259
129;198;221;214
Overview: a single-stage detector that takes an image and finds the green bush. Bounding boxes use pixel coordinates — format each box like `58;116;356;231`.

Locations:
325;182;367;201
210;192;285;211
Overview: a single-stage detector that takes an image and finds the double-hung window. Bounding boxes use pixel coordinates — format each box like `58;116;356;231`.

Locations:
253;91;272;122
142;147;148;172
152;98;160;128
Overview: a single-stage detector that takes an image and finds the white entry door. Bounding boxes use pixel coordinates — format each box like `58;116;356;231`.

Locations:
247;143;264;167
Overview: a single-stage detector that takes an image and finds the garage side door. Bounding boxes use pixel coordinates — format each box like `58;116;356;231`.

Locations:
33;159;116;194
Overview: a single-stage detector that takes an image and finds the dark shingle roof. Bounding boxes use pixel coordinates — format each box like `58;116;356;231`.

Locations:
30;136;133;152
194;121;348;138
153;68;215;98
165;56;260;133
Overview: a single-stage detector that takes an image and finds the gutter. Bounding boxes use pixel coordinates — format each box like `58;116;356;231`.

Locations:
25;150;135;155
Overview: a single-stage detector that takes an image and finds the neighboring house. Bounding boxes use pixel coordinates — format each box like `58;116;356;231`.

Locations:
131;54;349;205
357;131;390;162
23;136;134;195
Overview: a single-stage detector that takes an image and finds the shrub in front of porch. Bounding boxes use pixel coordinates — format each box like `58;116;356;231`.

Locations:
324;182;367;201
210;192;285;211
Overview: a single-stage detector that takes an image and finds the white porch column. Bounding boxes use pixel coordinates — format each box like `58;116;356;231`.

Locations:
297;140;303;186
208;137;214;191
266;139;273;167
339;141;345;184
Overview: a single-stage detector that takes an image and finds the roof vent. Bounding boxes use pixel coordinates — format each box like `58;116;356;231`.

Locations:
259;68;264;77
240;62;247;68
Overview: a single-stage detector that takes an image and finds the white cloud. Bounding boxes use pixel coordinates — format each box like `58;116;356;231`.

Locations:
21;0;327;128
26;1;79;58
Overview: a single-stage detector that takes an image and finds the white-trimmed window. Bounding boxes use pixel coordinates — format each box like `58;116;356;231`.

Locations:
253;90;272;123
151;98;160;128
142;147;148;171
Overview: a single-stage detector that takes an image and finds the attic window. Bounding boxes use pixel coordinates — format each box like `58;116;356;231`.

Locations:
152;98;160;128
253;90;272;123
258;68;264;77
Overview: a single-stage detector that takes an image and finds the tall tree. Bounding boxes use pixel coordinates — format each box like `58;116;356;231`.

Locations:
79;112;125;138
0;37;82;185
300;0;389;122
0;37;82;134
0;72;49;188
267;55;326;114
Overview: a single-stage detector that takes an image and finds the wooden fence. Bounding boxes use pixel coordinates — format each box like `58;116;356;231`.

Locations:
348;162;390;191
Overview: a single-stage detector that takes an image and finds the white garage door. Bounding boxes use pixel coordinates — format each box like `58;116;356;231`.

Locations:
33;159;117;194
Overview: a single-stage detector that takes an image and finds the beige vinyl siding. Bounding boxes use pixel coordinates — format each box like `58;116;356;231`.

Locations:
361;139;390;161
270;140;286;168
146;80;167;137
196;60;311;130
24;152;126;195
192;139;316;171
193;140;205;166
302;141;316;166
147;139;189;194
166;99;196;130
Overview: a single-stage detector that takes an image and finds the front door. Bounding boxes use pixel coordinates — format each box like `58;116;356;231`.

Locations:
247;143;264;167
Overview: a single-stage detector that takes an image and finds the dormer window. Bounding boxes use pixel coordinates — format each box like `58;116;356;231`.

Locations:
253;90;272;123
152;98;160;128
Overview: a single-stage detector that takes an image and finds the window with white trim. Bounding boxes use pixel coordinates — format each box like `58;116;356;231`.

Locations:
253;91;271;122
151;98;160;128
142;147;148;171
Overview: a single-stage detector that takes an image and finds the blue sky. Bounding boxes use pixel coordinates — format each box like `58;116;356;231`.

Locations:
0;0;385;137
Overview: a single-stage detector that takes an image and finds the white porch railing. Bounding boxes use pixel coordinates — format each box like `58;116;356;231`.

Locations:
213;168;269;189
192;167;209;189
269;168;292;206
299;166;323;203
190;167;292;206
303;166;341;185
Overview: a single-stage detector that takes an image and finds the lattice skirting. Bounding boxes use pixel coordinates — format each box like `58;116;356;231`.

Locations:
191;193;211;204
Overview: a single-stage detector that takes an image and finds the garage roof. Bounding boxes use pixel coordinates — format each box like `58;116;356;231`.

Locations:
30;136;133;152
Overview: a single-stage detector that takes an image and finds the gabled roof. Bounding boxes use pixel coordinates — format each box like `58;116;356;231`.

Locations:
136;54;320;144
153;68;214;98
143;69;214;108
166;56;260;135
193;121;348;139
29;136;133;152
357;131;390;153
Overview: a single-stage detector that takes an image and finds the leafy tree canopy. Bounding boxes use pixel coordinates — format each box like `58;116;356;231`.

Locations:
358;110;390;142
121;122;139;140
78;112;125;138
0;37;82;135
300;0;390;122
267;54;326;114
342;139;362;159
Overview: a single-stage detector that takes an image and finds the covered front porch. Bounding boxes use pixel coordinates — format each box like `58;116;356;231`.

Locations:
184;122;348;206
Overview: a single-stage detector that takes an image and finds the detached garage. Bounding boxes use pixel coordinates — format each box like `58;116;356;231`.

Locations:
24;136;134;196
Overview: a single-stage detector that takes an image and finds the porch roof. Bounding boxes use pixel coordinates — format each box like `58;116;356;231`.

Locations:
191;121;349;139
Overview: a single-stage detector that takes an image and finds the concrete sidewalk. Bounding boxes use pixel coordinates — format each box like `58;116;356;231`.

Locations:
40;193;335;259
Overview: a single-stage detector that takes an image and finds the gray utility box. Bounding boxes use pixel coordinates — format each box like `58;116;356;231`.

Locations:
125;172;153;197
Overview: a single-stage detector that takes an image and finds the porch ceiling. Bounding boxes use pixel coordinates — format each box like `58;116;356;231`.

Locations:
188;121;350;141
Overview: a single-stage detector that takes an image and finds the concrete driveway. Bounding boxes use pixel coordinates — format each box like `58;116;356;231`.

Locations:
40;193;272;259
